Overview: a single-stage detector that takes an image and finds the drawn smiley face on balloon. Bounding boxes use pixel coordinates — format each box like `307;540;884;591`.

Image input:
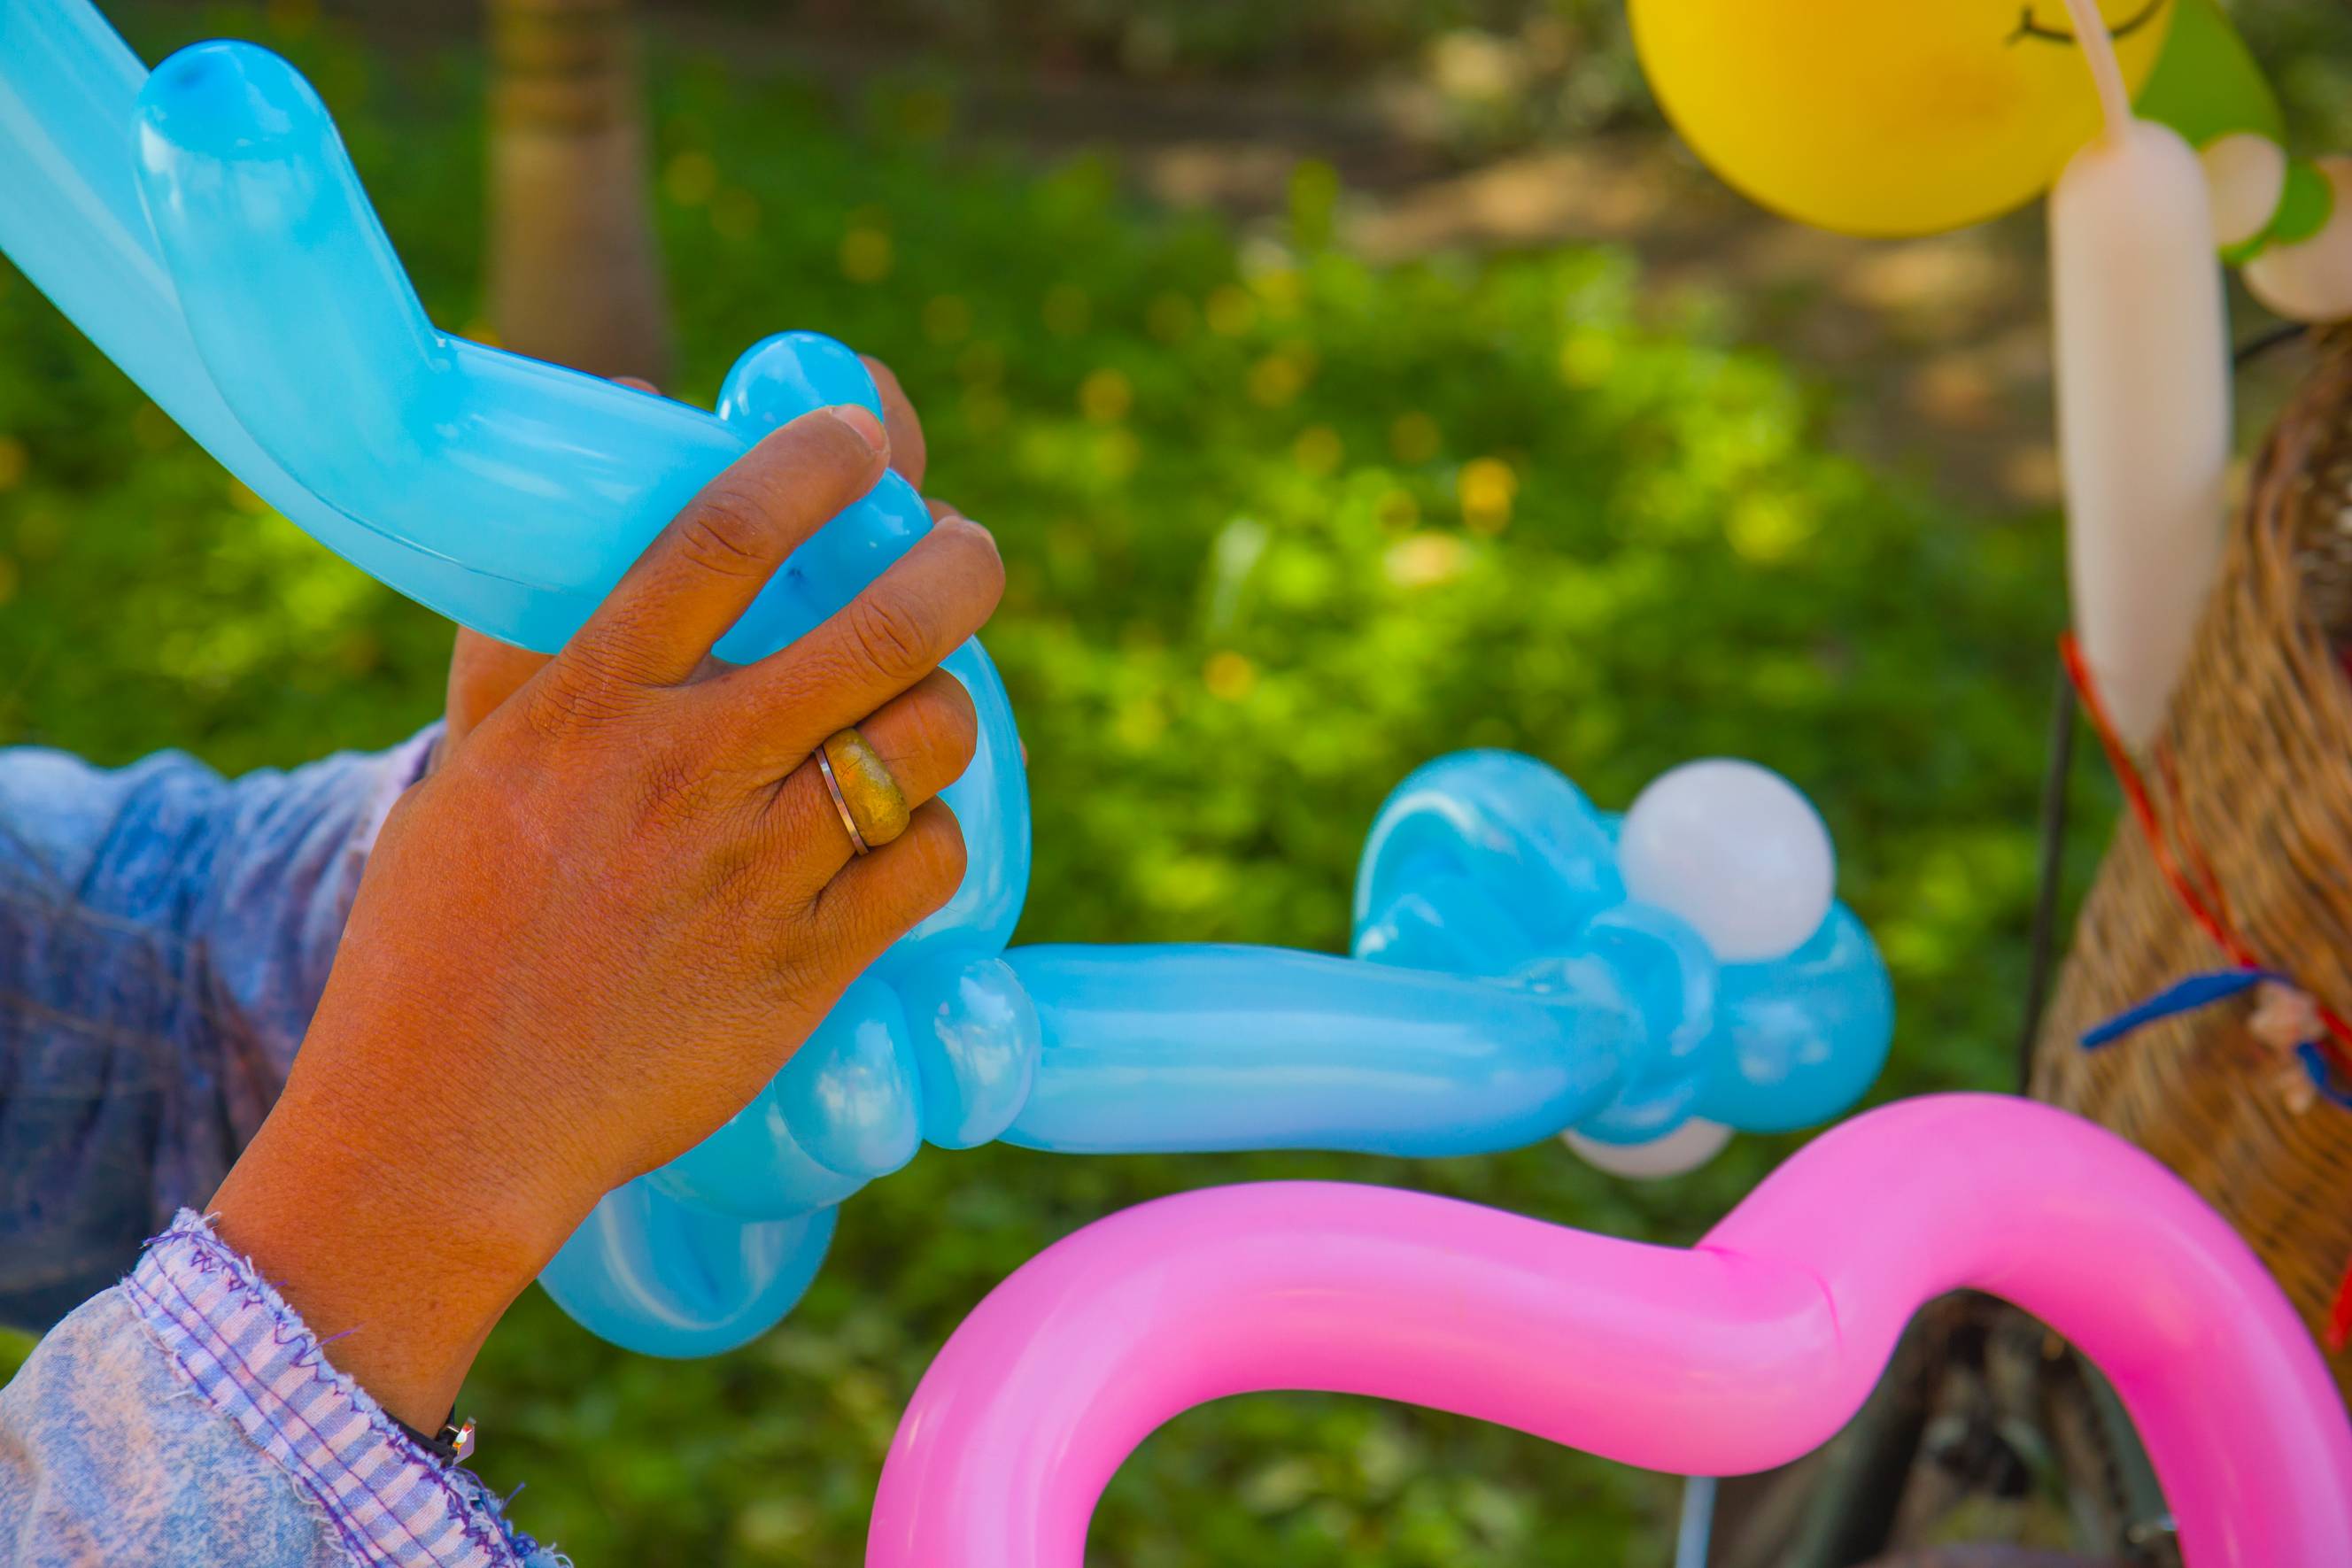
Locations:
1630;0;2175;236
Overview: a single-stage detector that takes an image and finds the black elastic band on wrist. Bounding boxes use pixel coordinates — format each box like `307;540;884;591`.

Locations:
394;1409;474;1465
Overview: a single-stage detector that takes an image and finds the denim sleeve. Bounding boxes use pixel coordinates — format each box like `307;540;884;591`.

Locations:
0;1210;558;1567
0;730;439;1332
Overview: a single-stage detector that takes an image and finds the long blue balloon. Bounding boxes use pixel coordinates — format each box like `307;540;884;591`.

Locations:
1;0;1896;1357
564;748;1892;1355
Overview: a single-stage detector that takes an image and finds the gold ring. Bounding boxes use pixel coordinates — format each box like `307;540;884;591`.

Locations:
816;727;910;854
813;746;868;854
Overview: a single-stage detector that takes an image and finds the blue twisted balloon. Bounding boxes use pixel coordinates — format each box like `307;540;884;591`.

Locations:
544;748;1892;1354
0;0;1896;1358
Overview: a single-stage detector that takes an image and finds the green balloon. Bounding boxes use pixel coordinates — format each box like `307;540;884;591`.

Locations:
2270;158;2334;245
2135;0;2286;148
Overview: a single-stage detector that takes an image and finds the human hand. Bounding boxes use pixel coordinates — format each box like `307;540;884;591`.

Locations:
212;392;997;1432
437;359;931;755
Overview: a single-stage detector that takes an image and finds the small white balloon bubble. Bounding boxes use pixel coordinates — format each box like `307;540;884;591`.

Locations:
2201;132;2286;251
1563;1118;1733;1180
2245;158;2352;324
1618;759;1833;963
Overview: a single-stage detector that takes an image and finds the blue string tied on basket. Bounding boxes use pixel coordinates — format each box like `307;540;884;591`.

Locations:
2081;967;2352;1111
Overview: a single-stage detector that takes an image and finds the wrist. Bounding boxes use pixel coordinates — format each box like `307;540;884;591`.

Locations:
211;1080;587;1430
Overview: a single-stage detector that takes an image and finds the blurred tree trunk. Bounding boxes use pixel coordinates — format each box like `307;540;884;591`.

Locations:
485;0;670;382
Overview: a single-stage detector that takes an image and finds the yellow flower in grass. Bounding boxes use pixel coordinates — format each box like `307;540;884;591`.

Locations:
840;228;894;284
1293;426;1344;476
1079;368;1133;424
1389;412;1441;464
1458;457;1517;535
1204;651;1257;700
1205;285;1257;337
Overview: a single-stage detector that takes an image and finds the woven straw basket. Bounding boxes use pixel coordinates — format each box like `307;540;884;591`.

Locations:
2031;328;2352;1399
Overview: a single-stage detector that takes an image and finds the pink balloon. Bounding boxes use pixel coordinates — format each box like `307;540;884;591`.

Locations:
870;1094;2352;1567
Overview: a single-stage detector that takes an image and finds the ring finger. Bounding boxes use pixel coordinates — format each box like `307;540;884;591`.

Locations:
758;667;979;891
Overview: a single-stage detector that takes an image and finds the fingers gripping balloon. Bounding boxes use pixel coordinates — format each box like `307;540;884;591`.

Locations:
868;1096;2352;1568
0;2;1895;1356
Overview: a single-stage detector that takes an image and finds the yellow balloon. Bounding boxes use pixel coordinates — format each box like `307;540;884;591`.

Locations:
1630;0;2176;236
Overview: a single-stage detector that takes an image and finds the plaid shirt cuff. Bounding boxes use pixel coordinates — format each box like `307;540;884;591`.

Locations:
119;1209;545;1567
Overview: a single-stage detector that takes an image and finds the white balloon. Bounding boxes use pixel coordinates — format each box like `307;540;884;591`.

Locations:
1618;759;1833;963
2051;120;2231;751
2244;158;2352;324
1563;1119;1733;1180
2201;132;2286;251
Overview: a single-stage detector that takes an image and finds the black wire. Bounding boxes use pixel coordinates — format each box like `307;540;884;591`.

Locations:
2235;321;2306;368
2017;662;2077;1091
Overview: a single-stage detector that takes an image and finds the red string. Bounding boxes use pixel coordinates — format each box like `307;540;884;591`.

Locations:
2155;739;2238;936
2058;635;2352;1050
2055;634;2352;1351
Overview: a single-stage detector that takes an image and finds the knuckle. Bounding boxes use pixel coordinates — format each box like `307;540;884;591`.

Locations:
521;665;640;743
778;643;866;709
563;619;671;693
847;591;935;684
671;490;774;578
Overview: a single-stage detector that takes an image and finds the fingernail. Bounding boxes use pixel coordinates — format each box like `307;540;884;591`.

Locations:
826;403;887;454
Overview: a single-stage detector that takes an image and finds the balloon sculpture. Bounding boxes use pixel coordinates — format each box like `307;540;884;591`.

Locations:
1636;0;2336;750
869;1094;2352;1568
11;11;2348;1566
0;0;1894;1356
551;746;1891;1355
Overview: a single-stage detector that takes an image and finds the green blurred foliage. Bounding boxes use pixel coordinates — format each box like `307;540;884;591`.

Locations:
700;0;2352;157
2239;0;2352;146
716;0;1633;82
0;4;2142;1563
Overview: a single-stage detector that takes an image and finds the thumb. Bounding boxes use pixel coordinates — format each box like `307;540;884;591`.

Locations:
441;374;660;760
444;627;553;754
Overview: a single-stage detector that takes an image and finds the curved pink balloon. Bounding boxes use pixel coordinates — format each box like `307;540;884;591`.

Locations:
869;1093;2352;1567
